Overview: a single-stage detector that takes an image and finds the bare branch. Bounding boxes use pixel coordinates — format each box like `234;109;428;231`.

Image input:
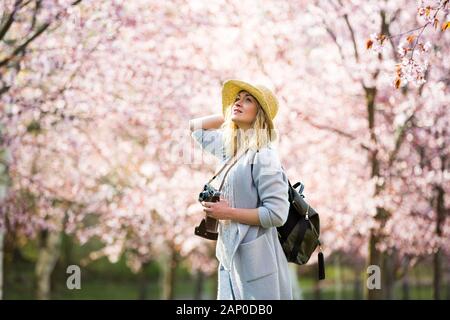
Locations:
30;0;42;32
0;21;50;68
388;113;415;167
302;115;371;151
0;0;22;41
316;15;362;85
337;0;359;62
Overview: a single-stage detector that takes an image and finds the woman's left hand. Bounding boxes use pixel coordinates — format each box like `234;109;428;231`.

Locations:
201;197;233;220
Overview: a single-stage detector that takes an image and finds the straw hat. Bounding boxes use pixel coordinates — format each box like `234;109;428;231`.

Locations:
221;79;279;130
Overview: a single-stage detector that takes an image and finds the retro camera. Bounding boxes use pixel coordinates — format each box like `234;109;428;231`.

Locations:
194;183;221;240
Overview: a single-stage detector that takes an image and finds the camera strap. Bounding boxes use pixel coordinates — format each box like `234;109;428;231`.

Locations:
207;146;250;192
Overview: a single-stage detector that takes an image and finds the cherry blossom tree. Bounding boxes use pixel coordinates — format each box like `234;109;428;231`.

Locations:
1;0;227;298
366;0;449;88
296;0;450;299
0;0;86;300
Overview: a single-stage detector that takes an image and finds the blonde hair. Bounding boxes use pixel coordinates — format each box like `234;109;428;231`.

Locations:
220;92;277;158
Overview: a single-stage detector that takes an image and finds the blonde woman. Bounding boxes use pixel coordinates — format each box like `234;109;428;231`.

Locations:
189;79;293;300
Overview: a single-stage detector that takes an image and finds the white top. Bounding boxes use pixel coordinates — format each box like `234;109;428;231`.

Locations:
215;158;240;271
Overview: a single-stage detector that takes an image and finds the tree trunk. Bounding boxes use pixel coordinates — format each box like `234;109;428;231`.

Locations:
382;251;395;300
353;268;362;300
194;269;205;300
365;86;387;300
433;185;444;300
402;271;410;300
433;249;442;300
335;254;342;299
35;226;63;300
446;277;450;300
61;232;73;266
367;230;384;300
414;266;422;299
0;230;3;300
0;142;9;300
161;248;178;300
138;262;150;300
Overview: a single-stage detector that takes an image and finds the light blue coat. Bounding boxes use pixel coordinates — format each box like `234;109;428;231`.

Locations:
192;128;294;300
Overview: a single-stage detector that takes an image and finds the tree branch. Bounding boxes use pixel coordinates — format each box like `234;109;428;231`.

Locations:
30;0;42;32
302;115;371;151
0;0;22;41
337;0;359;62
388;113;415;167
0;21;50;68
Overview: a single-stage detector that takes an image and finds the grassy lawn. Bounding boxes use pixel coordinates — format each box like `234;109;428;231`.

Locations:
4;236;447;300
5;263;441;300
4;254;217;299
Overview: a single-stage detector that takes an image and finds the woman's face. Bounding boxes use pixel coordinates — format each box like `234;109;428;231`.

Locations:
231;90;259;130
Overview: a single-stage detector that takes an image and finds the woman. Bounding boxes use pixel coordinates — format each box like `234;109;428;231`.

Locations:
189;79;293;300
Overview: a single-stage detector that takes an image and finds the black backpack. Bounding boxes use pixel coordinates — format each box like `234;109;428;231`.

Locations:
251;156;325;280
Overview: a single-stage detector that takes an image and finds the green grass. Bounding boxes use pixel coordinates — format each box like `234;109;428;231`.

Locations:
5;261;442;300
4;235;447;300
298;276;438;300
6;272;217;300
4;254;217;300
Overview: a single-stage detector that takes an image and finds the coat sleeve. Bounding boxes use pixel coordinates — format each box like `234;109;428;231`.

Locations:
191;128;225;160
251;148;290;228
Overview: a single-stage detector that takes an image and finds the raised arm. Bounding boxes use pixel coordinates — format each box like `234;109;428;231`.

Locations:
189;114;224;132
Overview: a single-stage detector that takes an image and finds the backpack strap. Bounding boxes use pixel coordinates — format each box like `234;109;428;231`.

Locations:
289;219;309;262
250;151;294;194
